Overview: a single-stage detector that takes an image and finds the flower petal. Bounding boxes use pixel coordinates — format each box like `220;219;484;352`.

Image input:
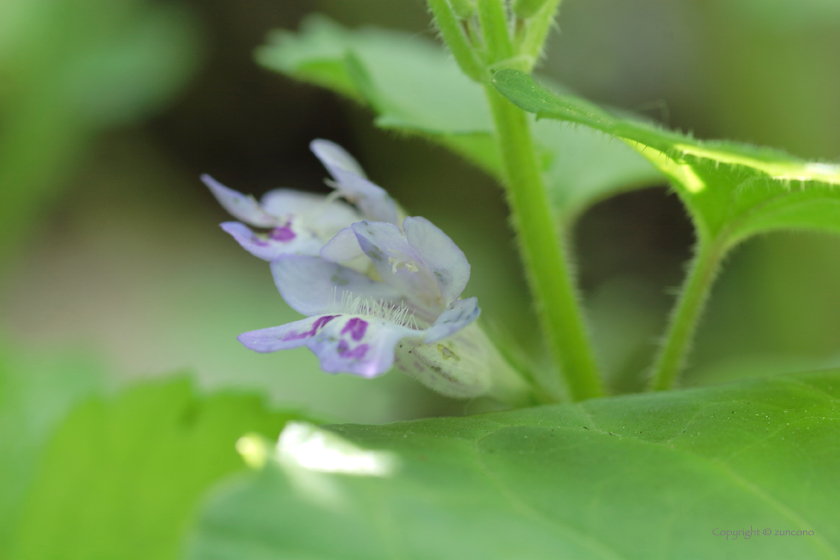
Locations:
261;189;361;237
330;170;399;224
271;255;401;316
310;139;398;224
312;316;413;377
351;221;442;317
320;227;366;263
423;297;481;343
403;216;471;305
238;314;416;378
220;222;322;261
309;139;367;179
237;315;337;353
260;188;327;216
202;174;279;228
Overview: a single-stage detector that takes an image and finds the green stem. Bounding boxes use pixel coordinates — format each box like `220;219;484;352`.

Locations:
477;0;515;64
649;238;726;391
485;86;603;401
513;0;553;19
427;0;485;81
518;0;562;71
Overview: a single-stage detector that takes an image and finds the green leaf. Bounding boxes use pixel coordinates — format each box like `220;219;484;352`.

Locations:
188;371;840;559
256;15;662;223
494;69;840;246
10;377;311;560
0;346;106;556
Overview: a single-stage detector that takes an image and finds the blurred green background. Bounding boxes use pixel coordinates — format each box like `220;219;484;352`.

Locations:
3;0;840;423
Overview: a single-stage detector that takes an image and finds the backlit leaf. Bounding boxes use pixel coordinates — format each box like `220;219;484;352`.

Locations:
494;69;840;246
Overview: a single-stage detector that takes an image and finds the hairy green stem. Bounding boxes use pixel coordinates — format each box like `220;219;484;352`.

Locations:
428;0;600;399
649;238;725;391
427;0;485;81
518;0;562;71
477;0;515;63
485;86;603;401
513;0;552;19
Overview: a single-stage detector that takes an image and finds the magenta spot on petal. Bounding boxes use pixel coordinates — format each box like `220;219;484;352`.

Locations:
282;315;339;341
314;315;338;329
341;317;369;341
353;344;370;359
270;225;296;242
340;343;369;360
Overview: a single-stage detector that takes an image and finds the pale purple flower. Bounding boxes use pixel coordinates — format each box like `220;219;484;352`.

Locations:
237;216;496;398
203;139;398;261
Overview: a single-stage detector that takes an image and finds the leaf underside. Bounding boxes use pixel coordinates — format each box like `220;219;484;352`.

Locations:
256;15;663;224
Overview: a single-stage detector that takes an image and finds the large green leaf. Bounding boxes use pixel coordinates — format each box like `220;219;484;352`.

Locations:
494;69;840;246
188;371;840;559
0;346;106;556
10;377;310;560
256;15;662;223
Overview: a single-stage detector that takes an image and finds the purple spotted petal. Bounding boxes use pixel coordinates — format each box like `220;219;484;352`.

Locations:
261;189;361;236
271;255;401;316
238;314;416;378
403;216;471;306
310;139;368;179
220;222;322;261
203;175;279;228
423;297;481;343
320;227;366;264
238;315;341;352
351;221;441;316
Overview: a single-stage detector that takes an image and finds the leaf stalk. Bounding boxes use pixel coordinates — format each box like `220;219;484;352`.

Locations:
649;238;726;391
